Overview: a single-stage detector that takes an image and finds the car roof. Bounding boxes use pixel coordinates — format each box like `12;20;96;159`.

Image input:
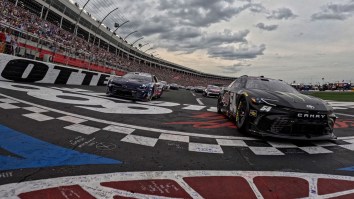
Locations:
128;72;152;77
240;75;282;82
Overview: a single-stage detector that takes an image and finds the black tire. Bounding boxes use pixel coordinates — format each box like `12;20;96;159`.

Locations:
106;87;112;97
217;97;222;114
236;97;250;133
146;88;155;101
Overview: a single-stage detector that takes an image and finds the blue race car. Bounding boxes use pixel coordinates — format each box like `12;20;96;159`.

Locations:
106;72;161;101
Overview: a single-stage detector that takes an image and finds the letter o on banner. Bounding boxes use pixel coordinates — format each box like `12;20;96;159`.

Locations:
1;59;49;82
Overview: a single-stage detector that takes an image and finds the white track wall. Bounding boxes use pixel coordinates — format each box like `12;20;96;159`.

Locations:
0;53;115;86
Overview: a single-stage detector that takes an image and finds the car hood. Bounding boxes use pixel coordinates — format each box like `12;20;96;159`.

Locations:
248;89;332;111
208;89;221;92
112;77;151;87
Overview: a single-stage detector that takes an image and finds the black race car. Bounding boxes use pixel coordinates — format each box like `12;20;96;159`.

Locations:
194;86;206;93
106;72;161;101
217;76;337;140
169;83;179;90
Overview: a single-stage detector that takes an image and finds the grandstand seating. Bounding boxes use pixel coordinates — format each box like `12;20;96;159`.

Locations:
0;0;233;86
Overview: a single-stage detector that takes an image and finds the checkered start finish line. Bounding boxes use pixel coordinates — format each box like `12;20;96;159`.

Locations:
1;96;354;156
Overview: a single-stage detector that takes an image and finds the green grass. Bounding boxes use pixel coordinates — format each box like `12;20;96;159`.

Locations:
306;91;354;102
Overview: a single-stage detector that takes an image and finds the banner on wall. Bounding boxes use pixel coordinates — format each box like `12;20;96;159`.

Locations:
0;53;116;86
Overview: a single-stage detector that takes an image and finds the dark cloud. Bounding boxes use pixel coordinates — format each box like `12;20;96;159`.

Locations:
158;0;251;27
249;3;266;13
159;29;250;54
208;44;266;60
219;62;251;74
267;8;297;20
312;1;354;21
76;0;267;60
255;23;278;31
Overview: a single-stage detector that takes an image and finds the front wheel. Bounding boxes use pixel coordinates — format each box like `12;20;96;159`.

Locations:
106;87;112;97
236;97;250;133
146;88;155;101
217;97;222;113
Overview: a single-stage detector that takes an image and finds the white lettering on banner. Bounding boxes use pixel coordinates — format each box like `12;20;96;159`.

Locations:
0;82;173;115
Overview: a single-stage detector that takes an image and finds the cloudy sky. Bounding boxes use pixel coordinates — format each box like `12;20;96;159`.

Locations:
76;0;354;83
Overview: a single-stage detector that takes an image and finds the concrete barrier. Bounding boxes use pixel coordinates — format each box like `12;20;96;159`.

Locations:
0;53;115;86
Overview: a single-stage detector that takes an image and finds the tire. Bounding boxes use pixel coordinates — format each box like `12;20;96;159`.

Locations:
236;97;250;133
106;87;112;97
217;97;222;114
146;88;154;101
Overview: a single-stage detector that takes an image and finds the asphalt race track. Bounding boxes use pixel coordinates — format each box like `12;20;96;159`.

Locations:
1;81;354;198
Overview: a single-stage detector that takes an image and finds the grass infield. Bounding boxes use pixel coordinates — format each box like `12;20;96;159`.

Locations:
306;91;354;102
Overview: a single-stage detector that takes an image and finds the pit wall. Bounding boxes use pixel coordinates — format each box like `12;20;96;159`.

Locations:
0;53;116;86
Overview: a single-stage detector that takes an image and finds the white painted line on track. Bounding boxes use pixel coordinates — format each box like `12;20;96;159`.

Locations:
345;139;354;144
189;143;224;154
216;139;247;147
182;105;206;111
340;144;354;151
23;107;49;113
57;116;88;124
338;136;354;140
121;135;158;147
64;124;100;135
191;92;196;97
207;107;217;112
196;98;204;105
23;113;54;122
299;146;333;154
0;93;264;141
0;98;19;103
249;147;285;156
313;141;338;147
0;103;20;109
159;134;190;143
103;125;136;135
267;141;298;148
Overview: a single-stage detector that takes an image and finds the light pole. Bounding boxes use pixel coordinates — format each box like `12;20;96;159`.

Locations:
110;20;129;38
139;43;149;49
152;53;159;57
92;7;119;47
67;0;92;66
124;30;138;40
131;37;143;47
144;47;154;53
44;0;54;20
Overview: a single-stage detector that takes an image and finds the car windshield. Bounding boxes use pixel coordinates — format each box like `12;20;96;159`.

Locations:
208;86;220;90
246;79;299;93
123;73;152;81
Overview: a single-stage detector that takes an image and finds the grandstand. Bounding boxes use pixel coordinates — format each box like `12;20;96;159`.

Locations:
0;0;235;86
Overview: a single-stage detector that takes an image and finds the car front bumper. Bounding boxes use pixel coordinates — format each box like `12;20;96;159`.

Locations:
107;85;150;100
247;106;336;140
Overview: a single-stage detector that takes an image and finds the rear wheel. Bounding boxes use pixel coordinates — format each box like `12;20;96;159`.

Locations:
236;97;250;133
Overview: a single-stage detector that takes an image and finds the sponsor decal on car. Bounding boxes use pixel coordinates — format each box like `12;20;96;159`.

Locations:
260;106;272;112
297;113;327;119
249;110;257;117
